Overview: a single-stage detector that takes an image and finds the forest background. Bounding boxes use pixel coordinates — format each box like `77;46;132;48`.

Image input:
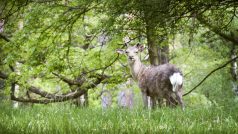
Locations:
1;0;238;133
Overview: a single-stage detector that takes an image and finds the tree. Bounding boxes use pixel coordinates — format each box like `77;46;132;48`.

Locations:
1;0;238;106
0;0;117;104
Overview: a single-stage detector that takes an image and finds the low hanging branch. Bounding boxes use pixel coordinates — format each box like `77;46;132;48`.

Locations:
52;72;85;86
11;85;88;104
183;56;238;96
11;74;107;104
1;67;108;104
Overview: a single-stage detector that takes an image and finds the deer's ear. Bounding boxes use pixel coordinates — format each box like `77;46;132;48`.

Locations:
136;43;144;52
116;49;125;54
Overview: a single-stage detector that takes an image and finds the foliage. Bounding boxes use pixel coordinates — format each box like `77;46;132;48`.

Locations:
0;0;238;133
0;0;237;110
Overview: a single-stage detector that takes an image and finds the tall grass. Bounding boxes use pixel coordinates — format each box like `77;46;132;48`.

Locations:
0;103;238;134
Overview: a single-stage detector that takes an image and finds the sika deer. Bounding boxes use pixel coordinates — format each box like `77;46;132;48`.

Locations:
117;43;185;110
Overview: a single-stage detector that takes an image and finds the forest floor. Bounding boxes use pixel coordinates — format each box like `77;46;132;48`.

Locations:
0;102;237;134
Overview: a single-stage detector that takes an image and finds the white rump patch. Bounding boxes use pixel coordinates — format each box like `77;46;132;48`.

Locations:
169;73;183;92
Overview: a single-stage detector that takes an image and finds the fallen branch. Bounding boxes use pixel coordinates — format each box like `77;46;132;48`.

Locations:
183;56;238;96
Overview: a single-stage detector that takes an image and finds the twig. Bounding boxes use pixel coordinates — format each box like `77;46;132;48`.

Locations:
183;56;238;96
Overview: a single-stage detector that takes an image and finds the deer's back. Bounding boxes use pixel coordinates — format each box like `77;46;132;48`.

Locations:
138;63;182;97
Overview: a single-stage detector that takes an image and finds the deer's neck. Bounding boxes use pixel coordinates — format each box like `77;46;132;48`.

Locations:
128;60;145;81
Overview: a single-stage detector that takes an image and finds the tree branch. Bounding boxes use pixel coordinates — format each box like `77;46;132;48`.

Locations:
196;15;238;44
183;56;238;96
11;73;107;104
52;72;85;86
11;89;86;104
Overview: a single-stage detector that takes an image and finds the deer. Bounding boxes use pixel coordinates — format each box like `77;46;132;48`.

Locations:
116;43;185;110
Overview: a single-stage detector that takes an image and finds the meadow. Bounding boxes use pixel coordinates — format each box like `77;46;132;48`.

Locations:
0;102;238;134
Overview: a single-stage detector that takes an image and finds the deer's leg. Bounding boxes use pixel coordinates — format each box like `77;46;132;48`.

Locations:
165;95;172;107
175;91;185;111
142;91;148;109
151;97;157;109
169;96;178;106
157;97;163;107
165;94;178;107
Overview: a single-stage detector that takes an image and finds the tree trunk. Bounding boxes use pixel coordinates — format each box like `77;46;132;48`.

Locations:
158;40;169;64
145;23;169;65
230;43;238;95
0;19;4;33
145;24;159;66
84;91;89;106
71;86;89;107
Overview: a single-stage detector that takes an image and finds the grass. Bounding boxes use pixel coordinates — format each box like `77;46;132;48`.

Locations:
0;103;238;134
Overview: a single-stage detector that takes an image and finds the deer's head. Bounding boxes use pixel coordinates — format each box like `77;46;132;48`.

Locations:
117;43;144;63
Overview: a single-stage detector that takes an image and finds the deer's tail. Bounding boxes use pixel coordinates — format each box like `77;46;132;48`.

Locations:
169;72;183;92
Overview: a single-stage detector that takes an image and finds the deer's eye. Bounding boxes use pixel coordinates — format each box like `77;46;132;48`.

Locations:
135;51;138;53
125;51;129;54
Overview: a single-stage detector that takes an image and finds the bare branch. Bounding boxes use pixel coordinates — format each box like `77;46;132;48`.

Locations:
11;74;107;104
183;56;238;96
52;72;84;86
11;89;87;104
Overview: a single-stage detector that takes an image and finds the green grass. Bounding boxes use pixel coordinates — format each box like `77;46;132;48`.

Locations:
0;103;238;134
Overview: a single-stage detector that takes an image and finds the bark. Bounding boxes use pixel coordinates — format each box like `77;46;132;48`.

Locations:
52;72;85;86
142;1;160;66
0;19;4;33
145;24;159;66
11;75;105;104
158;43;169;64
230;43;238;95
73;90;88;107
230;44;237;81
144;20;169;65
11;89;87;104
53;72;107;107
2;69;107;104
84;91;89;106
